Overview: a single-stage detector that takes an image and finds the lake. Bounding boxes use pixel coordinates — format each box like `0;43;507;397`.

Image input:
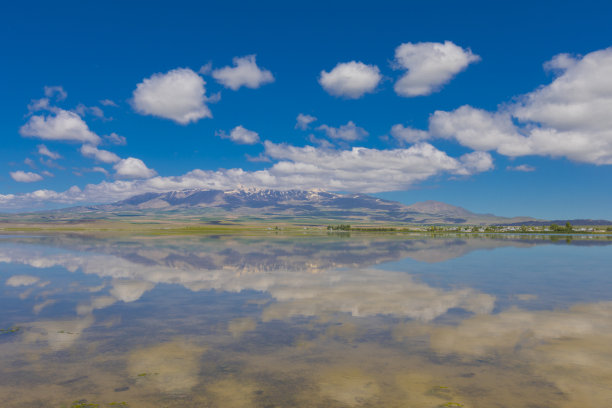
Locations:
1;233;611;407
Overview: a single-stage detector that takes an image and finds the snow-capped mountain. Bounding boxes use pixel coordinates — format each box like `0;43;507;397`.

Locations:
62;187;537;224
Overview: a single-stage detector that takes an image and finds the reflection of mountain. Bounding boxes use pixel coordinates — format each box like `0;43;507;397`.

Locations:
0;236;510;321
39;188;540;224
2;235;611;322
6;234;606;273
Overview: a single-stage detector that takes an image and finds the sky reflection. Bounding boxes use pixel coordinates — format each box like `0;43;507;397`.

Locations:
1;234;611;407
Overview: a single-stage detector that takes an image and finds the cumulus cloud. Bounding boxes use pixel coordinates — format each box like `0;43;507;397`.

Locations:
429;106;529;155
41;170;54;177
390;124;430;144
393;41;480;97
216;125;260;144
24;158;36;168
317;121;369;141
319;61;381;98
10;171;43;183
426;47;612;165
104;132;127;145
37;144;61;160
0;245;495;323
110;279;155;303
27;97;52;112
132;68;212;124
113;157;157;179
39;158;64;170
198;61;212;75
543;53;579;72
92;166;109;176
427;302;612;407
212;55;274;90
0;142;493;209
296;113;317;130
20;109;101;144
99;99;118;107
27;86;66;114
74;103;104;118
6;275;40;287
262;271;494;322
507;164;535;172
44;85;67;101
80;144;120;163
262;141;492;192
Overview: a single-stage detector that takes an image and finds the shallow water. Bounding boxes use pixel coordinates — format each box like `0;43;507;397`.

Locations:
1;233;611;407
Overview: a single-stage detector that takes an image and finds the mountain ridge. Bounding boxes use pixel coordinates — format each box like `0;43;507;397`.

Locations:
55;187;540;225
3;187;610;225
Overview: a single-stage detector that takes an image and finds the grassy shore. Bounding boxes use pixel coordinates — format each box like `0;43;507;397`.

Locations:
1;218;611;237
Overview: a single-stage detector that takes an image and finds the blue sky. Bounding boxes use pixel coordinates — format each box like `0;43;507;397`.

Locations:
1;0;612;219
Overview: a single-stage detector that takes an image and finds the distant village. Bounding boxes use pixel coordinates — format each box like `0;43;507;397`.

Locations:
428;224;610;233
328;222;612;234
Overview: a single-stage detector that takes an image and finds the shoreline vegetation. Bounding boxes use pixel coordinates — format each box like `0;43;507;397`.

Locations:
1;219;611;237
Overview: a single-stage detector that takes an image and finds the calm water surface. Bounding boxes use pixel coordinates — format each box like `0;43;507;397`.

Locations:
1;234;611;407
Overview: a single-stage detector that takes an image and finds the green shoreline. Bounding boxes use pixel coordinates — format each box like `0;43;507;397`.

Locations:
1;220;611;238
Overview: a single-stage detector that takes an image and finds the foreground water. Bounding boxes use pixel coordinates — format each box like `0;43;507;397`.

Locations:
1;233;611;408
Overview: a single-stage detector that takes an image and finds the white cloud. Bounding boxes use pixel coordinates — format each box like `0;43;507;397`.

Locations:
0;142;493;209
216;125;260;145
24;158;36;168
80;144;120;163
104;132;127;145
261;141;492;192
74;104;105;118
37;144;61;160
308;134;335;149
27;86;64;114
543;53;579;72
0;246;496;324
456;151;495;175
507;164;535;172
6;275;40;287
10;171;43;183
131;68;212;124
99;99;118;107
41;170;54;177
390;124;430;144
39;158;64;170
20;109;101;144
198;62;212;75
429;106;529;155
296;113;317;130
113;157;157;179
317;121;369;141
212;55;274;90
393;41;480;97
28;98;52;112
92;166;109;176
319;61;381;99
110;280;154;303
44;85;67;101
427;47;612;165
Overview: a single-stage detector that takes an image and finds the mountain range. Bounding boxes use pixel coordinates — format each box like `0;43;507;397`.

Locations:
6;188;610;225
48;187;538;225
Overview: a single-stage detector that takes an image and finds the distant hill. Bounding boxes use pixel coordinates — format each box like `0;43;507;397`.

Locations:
503;219;612;227
42;187;542;225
